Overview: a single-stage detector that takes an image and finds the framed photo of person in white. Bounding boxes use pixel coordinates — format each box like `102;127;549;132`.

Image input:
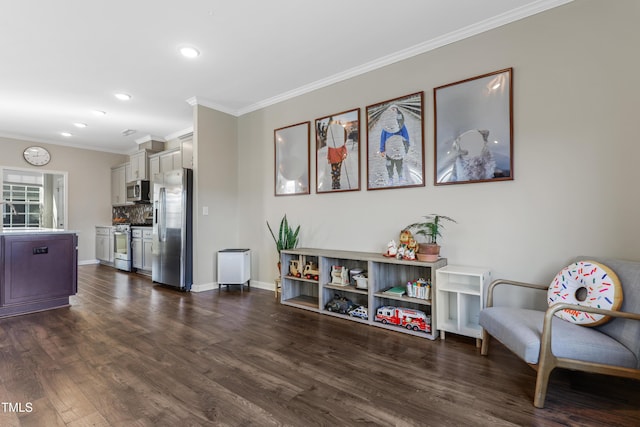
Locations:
434;68;514;185
366;92;424;190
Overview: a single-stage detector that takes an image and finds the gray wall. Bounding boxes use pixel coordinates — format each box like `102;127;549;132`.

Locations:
192;105;239;288
0;137;127;262
235;0;640;307
2;1;637;305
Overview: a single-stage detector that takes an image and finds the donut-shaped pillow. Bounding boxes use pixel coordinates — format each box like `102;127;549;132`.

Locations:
547;261;622;327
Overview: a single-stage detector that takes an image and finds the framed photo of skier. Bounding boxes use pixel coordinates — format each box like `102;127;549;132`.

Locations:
315;108;360;193
366;92;424;190
274;121;310;196
434;68;513;185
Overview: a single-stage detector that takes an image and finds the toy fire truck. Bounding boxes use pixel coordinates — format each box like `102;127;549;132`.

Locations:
374;306;431;333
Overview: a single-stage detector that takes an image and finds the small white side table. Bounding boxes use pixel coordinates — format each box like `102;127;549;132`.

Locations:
435;265;491;347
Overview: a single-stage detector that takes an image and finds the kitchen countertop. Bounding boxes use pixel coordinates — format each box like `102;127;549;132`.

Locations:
0;228;79;235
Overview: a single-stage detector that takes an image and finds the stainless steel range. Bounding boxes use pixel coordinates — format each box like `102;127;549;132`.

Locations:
114;223;132;271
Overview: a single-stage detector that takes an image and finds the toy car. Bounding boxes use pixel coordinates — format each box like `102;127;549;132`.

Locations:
347;305;368;320
324;294;354;314
289;259;302;277
303;261;319;280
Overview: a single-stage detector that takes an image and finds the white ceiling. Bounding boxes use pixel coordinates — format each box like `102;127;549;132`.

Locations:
0;0;570;154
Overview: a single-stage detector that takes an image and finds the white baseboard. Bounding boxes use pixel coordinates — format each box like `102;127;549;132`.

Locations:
191;280;275;293
190;282;216;293
75;263;278;294
249;280;275;291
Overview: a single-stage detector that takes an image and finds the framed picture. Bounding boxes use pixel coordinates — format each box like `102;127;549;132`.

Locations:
315;108;360;193
274;121;310;196
434;68;513;185
366;92;424;190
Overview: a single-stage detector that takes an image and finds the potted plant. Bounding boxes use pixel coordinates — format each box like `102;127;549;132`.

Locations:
405;214;456;262
267;214;300;272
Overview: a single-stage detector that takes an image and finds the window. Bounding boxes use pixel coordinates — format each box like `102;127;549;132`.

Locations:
3;184;42;228
1;168;66;230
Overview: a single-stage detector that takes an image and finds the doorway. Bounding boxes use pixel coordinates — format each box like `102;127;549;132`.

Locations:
1;167;67;229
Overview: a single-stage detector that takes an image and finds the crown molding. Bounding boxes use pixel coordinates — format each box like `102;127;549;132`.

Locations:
0;131;128;155
186;96;238;116
235;0;573;116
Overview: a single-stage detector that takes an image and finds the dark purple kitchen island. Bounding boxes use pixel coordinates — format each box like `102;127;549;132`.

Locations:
0;230;78;318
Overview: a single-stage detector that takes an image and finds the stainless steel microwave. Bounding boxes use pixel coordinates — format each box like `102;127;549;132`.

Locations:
126;180;150;203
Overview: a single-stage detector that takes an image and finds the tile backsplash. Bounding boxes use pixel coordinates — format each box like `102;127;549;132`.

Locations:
112;204;153;225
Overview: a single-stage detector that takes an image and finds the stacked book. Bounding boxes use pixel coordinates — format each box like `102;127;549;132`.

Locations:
383;286;406;297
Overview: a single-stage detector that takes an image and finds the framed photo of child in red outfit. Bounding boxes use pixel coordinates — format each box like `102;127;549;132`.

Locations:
366;92;425;190
315;108;360;193
274;121;310;196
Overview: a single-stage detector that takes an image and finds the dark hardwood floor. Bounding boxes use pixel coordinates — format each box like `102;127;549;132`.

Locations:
0;264;638;426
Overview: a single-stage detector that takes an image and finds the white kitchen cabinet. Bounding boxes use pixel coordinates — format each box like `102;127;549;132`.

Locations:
149;155;160;181
125;161;132;183
180;135;193;169
129;151;146;181
129;150;159;181
96;226;114;264
110;165;127;206
148;137;193;179
132;227;152;274
435;265;491;346
142;232;153;272
131;228;143;269
159;148;181;172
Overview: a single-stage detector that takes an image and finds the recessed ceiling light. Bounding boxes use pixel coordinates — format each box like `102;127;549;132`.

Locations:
61;132;72;137
121;129;137;137
74;122;87;128
114;93;132;101
93;110;106;116
180;46;200;58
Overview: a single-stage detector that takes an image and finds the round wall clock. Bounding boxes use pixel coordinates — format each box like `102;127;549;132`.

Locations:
23;146;51;166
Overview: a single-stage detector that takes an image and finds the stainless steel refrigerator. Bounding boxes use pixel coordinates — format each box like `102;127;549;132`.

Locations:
152;168;192;290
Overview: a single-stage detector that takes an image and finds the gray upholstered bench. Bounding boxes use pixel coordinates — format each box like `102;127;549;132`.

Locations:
479;256;640;408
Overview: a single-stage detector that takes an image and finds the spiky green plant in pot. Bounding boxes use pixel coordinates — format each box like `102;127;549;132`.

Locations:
267;214;300;271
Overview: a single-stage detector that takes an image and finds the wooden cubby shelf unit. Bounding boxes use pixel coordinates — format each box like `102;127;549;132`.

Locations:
280;248;447;340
